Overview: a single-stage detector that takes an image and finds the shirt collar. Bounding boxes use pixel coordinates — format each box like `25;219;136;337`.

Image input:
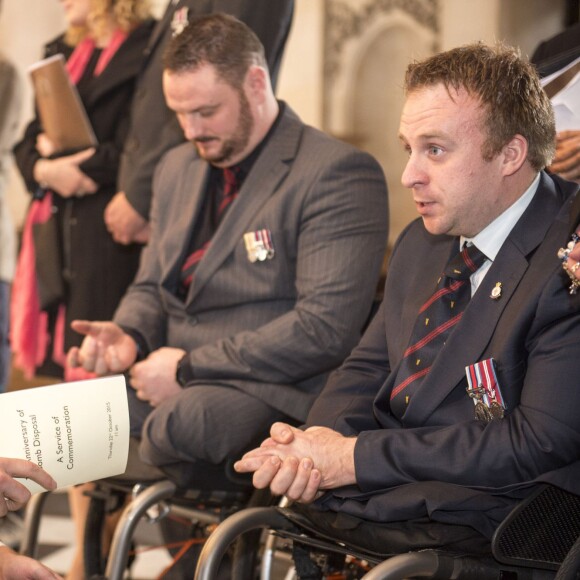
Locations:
461;172;541;260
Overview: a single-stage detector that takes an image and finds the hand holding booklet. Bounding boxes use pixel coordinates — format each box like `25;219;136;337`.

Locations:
0;375;129;493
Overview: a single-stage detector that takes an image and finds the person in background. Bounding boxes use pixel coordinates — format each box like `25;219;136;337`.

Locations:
236;43;580;559
104;0;294;245
0;457;61;580
11;0;154;381
0;0;22;394
532;21;580;182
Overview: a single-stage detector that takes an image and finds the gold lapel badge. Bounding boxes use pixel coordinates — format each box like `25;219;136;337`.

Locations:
490;282;502;300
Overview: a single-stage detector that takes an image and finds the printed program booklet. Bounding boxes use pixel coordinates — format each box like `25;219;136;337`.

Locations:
28;53;98;153
0;375;129;493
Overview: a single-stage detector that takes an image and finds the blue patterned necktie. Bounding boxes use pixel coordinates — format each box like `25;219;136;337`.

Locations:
390;243;487;417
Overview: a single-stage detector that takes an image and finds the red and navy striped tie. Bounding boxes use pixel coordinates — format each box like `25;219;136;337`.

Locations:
390;243;487;417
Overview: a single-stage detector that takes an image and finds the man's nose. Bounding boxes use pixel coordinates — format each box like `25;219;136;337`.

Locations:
401;154;423;189
181;115;203;141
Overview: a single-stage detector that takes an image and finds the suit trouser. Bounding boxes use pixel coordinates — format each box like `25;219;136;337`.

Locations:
126;384;288;489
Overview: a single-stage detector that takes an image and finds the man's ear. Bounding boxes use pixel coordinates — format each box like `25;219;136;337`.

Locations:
501;134;529;176
245;65;268;100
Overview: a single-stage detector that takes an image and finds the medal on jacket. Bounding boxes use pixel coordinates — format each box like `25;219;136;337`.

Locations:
465;358;506;422
244;229;275;263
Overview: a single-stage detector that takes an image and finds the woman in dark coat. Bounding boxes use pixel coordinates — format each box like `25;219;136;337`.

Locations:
12;0;154;379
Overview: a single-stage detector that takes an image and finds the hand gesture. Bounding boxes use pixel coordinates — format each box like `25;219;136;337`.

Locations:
67;320;137;375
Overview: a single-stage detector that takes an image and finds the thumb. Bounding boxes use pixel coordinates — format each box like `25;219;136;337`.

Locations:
70;147;96;163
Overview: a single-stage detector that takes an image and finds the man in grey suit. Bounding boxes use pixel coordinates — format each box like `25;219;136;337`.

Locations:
104;0;294;245
236;43;580;552
69;14;389;488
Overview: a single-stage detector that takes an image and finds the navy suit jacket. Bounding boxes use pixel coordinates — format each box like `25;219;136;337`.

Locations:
308;172;580;538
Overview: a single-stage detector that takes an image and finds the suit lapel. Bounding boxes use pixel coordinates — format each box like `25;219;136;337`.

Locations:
186;106;302;303
403;173;565;425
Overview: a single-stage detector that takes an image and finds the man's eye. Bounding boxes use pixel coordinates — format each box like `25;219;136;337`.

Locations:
428;146;443;156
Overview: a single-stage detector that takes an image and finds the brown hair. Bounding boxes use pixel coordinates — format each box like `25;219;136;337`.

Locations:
404;42;555;171
66;0;151;46
163;13;267;90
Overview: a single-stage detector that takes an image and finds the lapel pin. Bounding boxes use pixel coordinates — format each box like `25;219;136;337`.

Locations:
490;282;502;300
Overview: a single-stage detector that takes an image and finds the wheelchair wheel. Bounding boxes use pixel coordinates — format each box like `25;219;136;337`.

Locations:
84;484;130;578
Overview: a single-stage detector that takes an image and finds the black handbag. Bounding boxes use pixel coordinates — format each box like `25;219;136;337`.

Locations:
31;202;64;310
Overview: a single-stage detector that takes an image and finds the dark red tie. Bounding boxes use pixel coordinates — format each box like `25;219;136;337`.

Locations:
390;243;487;417
180;167;240;289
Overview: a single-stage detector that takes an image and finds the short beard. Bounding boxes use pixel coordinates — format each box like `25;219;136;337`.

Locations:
195;90;254;165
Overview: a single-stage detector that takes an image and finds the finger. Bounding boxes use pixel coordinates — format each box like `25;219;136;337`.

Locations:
299;468;322;503
80;336;98;372
233;455;272;473
70;320;101;337
284;457;314;501
105;346;125;373
67;346;80;368
8;460;57;491
252;455;282;489
270;422;296;444
0;473;31;512
269;456;301;496
260;437;276;448
71;147;96;163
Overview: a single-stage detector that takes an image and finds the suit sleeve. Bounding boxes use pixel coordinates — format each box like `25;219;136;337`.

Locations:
351;263;580;492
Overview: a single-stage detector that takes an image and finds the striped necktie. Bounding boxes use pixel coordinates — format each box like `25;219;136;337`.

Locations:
180;166;240;289
390;243;487;417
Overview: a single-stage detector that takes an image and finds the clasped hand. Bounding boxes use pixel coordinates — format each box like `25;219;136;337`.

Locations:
234;422;357;503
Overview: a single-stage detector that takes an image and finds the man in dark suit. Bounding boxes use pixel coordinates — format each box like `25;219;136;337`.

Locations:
104;0;294;245
236;43;580;551
69;14;388;487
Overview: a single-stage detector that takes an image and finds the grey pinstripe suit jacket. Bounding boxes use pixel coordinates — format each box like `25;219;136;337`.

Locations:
114;105;389;421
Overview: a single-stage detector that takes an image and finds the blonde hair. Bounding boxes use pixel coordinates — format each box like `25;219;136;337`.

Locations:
65;0;151;46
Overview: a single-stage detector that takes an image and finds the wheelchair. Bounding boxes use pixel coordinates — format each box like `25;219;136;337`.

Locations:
195;484;580;580
20;437;274;580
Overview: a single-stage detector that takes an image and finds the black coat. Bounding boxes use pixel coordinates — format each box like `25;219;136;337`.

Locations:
13;21;155;360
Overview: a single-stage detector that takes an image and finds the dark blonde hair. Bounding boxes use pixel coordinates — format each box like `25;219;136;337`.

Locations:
66;0;151;46
404;42;555;171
